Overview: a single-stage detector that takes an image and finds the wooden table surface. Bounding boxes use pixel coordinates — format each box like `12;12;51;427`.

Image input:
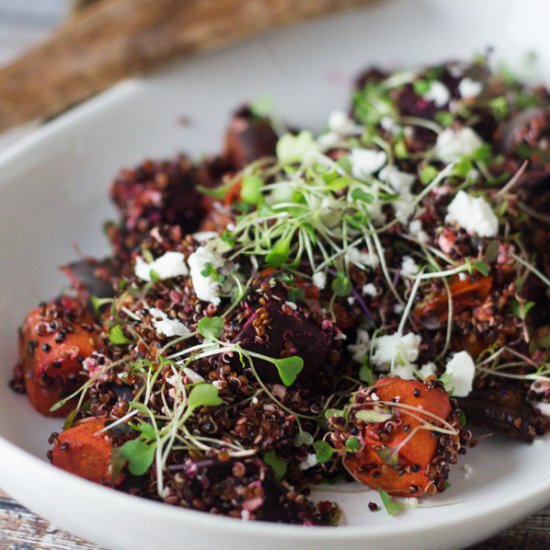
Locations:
0;1;549;549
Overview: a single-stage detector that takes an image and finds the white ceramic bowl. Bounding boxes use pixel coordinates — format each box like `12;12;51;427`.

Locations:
1;1;549;548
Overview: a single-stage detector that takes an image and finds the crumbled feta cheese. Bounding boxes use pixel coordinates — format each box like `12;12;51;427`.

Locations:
446;190;498;237
420;362;437;380
285;301;298;310
393;194;416;224
348;330;370;363
462;463;473;480
299;453;319;471
347;296;355;306
149;307;190;337
402;497;419;505
424;81;450;107
192;231;218;242
362;283;377;297
276;131;319;165
317;131;340;148
134;251;187;282
444;351;476;397
313;271;326;290
350;148;387;179
188;245;224;305
391;363;416;380
394;303;404;314
380;116;402;135
434;127;483;162
401;255;419;277
334;332;347;341
458;78;483;99
409;219;429;244
379;165;416;195
372;333;421;370
328;110;357;134
458;272;467;281
346;246;380;270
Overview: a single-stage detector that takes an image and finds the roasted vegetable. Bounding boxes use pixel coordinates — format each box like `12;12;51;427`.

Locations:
15;296;99;416
340;377;466;497
50;418;123;486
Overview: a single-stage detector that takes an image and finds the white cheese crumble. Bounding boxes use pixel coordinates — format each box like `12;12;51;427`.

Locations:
393;194;416;225
458;78;483;99
420;362;437;380
312;271;327;290
409;219;429;244
192;231;218;242
528;380;550;417
424;81;450;107
372;332;421;371
380;116;402;135
350;148;387;179
182;367;206;384
134;251;187;282
299;453;319;471
149;308;190;337
362;283;378;297
391;363;416;380
276;131;319;165
444;351;476;397
346;246;380;270
284;301;298;310
188;245;224;305
434;127;483;162
462;463;474;480
348;329;370;363
401;255;419;277
446;190;498;238
327;110;357;134
379;165;416;195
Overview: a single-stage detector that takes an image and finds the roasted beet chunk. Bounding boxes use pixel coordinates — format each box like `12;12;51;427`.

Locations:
334;378;467;497
235;293;335;385
224;106;278;169
13;296;99;416
60;257;118;304
50;418;124;486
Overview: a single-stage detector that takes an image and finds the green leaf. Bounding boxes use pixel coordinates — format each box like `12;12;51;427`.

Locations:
420;165;438;185
187;383;223;413
359;361;376;385
314;440;335;464
413;79;430;96
435;111;454;127
512;299;535;320
293;430;314;447
121;439;157;476
331;272;352;297
377;447;399;467
356;409;393;424
198;316;224;341
265;232;293;268
109;325;131;345
90;296;113;316
351;188;375;203
240;175;264;205
473;260;490;277
129;421;156;441
379;490;407;516
345;437;362;453
440;372;454;394
394;140;409;159
324;408;345;419
263;450;287;480
272;356;304;387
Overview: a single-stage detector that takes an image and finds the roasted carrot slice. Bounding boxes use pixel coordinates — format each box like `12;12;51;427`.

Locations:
343;377;463;497
17;296;99;416
414;274;492;323
51;418;124;486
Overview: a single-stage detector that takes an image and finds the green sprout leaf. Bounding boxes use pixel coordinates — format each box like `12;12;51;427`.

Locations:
187;383;223;413
293;430;314;447
345;437;362;453
485;240;500;263
359;360;376;385
473;260;491;277
265;232;293;268
108;325;131;345
356;409;393;424
198;316;224;341
379;490;407;516
90;296;113;316
272;356;304;387
376;447;399;467
420;165;438;185
351;188;375;203
121;439;157;476
324;408;345;420
240;175;264;205
129;421;156;441
314;440;335;464
331;272;352;297
263;450;287;480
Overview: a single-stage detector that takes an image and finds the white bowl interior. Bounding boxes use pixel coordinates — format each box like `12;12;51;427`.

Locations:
0;1;549;549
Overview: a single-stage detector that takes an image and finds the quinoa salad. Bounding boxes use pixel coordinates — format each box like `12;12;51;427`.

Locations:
10;56;550;525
